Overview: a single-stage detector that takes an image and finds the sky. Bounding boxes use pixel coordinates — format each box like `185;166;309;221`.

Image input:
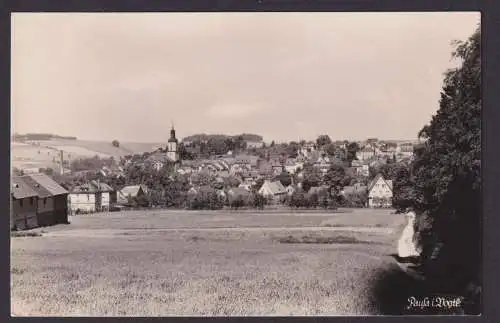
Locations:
11;12;480;143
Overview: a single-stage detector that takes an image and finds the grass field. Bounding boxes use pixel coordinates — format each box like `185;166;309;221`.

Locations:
11;208;410;316
11;139;165;170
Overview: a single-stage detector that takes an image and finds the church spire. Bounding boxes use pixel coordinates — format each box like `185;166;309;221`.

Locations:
169;120;177;142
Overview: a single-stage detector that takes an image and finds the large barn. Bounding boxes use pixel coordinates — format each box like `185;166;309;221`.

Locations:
11;176;38;230
10;173;69;230
25;173;69;225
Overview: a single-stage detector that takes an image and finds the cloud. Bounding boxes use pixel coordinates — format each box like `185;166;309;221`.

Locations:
205;103;265;119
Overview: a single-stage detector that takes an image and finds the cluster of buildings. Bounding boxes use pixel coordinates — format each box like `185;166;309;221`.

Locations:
11;128;408;230
356;141;415;162
116;127;402;208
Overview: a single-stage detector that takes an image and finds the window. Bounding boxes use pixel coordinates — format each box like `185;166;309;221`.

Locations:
43;198;47;205
20;199;23;207
30;197;33;205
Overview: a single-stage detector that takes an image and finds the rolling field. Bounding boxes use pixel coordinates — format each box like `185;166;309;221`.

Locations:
11;208;409;316
11;139;165;170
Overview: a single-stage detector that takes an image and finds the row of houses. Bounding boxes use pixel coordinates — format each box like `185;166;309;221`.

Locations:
11;173;69;230
187;173;394;208
67;182;148;214
356;143;415;161
188;179;287;203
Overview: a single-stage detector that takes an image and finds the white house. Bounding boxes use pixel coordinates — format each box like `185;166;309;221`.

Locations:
258;180;287;201
246;141;264;149
313;153;332;174
118;184;148;205
352;164;370;177
367;174;393;208
397;143;414;159
285;159;303;174
357;145;376;161
69;180;114;213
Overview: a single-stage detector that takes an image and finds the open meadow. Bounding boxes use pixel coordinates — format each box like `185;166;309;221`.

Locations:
11;139;165;170
11;208;412;316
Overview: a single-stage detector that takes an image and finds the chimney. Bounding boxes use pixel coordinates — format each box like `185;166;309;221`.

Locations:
60;150;64;175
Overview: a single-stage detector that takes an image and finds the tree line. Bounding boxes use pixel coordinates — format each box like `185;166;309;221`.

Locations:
391;27;481;314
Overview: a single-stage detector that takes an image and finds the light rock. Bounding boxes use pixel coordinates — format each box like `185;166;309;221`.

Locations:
397;211;421;258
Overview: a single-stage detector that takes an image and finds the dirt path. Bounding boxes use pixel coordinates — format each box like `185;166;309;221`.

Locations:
42;226;395;238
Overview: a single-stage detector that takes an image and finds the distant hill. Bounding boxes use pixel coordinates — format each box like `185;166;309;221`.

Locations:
12;133;78;141
10;139;166;171
182;133;263;142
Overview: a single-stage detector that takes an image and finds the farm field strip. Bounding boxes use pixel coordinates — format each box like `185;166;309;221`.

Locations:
11;209;405;316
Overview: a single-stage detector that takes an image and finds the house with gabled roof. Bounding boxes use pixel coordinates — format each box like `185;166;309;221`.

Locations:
258;180;287;202
118;184;149;205
23;173;69;225
11;176;38;230
367;174;393;208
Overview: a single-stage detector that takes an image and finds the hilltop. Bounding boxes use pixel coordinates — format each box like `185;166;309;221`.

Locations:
182;133;263;143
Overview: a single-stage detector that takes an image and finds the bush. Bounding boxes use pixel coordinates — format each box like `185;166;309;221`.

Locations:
229;196;245;209
187;192;224;210
343;192;368;208
250;193;267;209
287;192;309;208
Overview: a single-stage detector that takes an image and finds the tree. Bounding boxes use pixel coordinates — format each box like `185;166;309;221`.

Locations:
273;171;292;187
285;141;299;158
410;27;481;312
251;178;265;192
301;166;322;192
178;143;194;160
287;191;309;208
316;135;332;148
346;142;360;164
308;192;319;208
230;196;246;209
250;193;267;210
190;172;214;187
392;164;415;212
323;164;351;200
324;143;337;157
112;140;120;148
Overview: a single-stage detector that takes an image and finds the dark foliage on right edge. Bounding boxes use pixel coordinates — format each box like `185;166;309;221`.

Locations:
391;26;481;314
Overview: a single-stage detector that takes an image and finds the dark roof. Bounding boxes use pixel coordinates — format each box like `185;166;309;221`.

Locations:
71;181;114;194
25;173;68;196
11;176;38;199
20;175;53;198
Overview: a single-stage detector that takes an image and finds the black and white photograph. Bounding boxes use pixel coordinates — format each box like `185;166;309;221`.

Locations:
10;12;481;316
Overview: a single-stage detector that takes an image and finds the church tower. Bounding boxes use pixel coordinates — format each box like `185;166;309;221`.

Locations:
167;124;179;162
